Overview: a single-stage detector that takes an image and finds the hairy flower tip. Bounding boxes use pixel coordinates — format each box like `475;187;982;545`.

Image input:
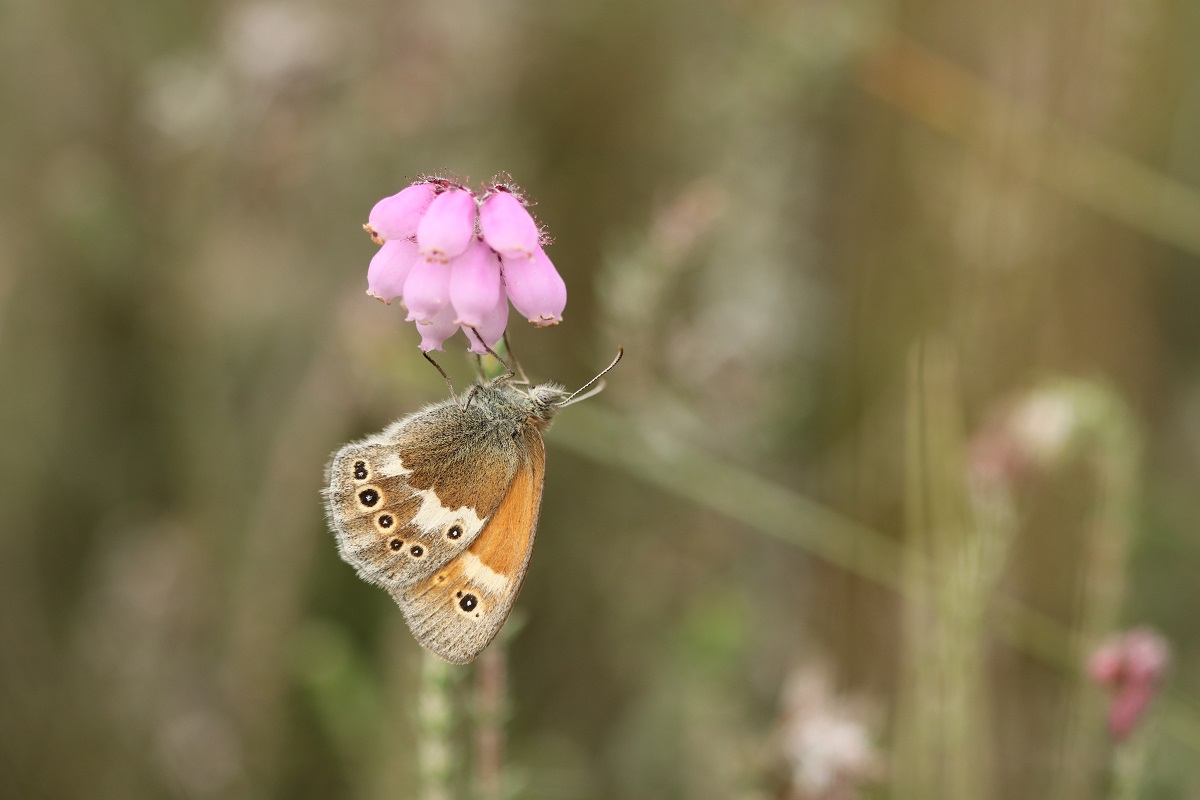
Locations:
416;303;459;352
501;247;566;327
463;290;509;355
480;189;541;258
417;188;477;263
365;182;437;244
1087;627;1171;741
402;257;452;324
366;238;419;303
449;238;503;328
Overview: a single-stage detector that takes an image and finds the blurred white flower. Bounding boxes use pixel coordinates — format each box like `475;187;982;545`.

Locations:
141;55;230;149
141;1;343;149
220;2;337;86
1009;390;1078;464
777;665;882;800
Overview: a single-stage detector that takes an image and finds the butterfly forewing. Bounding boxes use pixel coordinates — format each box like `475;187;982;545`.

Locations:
324;402;517;592
396;428;546;664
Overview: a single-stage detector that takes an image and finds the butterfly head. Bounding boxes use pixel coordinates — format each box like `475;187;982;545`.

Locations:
476;346;622;428
529;382;569;406
519;382;570;429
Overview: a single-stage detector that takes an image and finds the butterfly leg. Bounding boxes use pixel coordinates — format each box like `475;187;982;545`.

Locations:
461;384;481;412
423;352;457;398
466;328;515;384
501;332;531;385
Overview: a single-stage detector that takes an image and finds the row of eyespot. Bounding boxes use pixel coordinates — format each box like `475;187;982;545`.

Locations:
351;459;479;614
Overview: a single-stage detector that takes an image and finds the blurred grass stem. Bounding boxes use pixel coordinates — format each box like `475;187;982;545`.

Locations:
859;31;1200;259
419;653;455;800
473;645;507;800
548;387;1200;758
894;340;998;798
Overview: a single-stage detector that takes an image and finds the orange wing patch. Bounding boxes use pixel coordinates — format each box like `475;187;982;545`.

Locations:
395;430;547;663
465;430;545;589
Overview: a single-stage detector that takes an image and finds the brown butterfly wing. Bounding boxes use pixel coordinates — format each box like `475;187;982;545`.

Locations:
395;427;546;664
324;402;517;593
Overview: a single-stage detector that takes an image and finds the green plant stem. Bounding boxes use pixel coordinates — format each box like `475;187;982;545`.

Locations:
419;652;455;800
474;645;507;800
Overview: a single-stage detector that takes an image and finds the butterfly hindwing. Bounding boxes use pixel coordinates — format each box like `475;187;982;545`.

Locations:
395;427;546;664
323;400;518;593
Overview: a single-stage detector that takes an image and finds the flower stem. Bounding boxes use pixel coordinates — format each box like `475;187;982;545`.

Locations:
418;652;455;800
474;644;507;800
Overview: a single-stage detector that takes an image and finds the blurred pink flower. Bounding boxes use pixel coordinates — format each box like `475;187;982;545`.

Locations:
1087;627;1170;741
360;176;567;350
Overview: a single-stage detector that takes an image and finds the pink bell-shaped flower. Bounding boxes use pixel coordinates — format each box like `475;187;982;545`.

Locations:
361;176;568;351
463;291;510;355
416;303;459;353
502;247;566;327
480;189;540;258
366;238;419;304
403;257;452;324
365;182;437;244
417;188;477;263
449;238;503;328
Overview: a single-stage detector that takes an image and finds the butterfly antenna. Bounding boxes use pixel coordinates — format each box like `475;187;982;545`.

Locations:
423;351;457;397
502;332;531;384
467;327;515;383
555;346;624;408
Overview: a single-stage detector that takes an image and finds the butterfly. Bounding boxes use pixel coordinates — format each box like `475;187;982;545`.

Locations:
323;350;620;664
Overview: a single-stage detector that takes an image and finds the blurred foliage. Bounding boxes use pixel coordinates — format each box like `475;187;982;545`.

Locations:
2;0;1200;798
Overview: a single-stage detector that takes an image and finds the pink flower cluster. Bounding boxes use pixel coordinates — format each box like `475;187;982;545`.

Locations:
1087;627;1171;741
363;177;567;353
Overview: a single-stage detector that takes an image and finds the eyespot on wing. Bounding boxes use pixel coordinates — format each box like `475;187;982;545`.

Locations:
395;429;547;663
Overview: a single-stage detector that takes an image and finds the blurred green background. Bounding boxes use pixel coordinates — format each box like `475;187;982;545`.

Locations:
3;0;1200;797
